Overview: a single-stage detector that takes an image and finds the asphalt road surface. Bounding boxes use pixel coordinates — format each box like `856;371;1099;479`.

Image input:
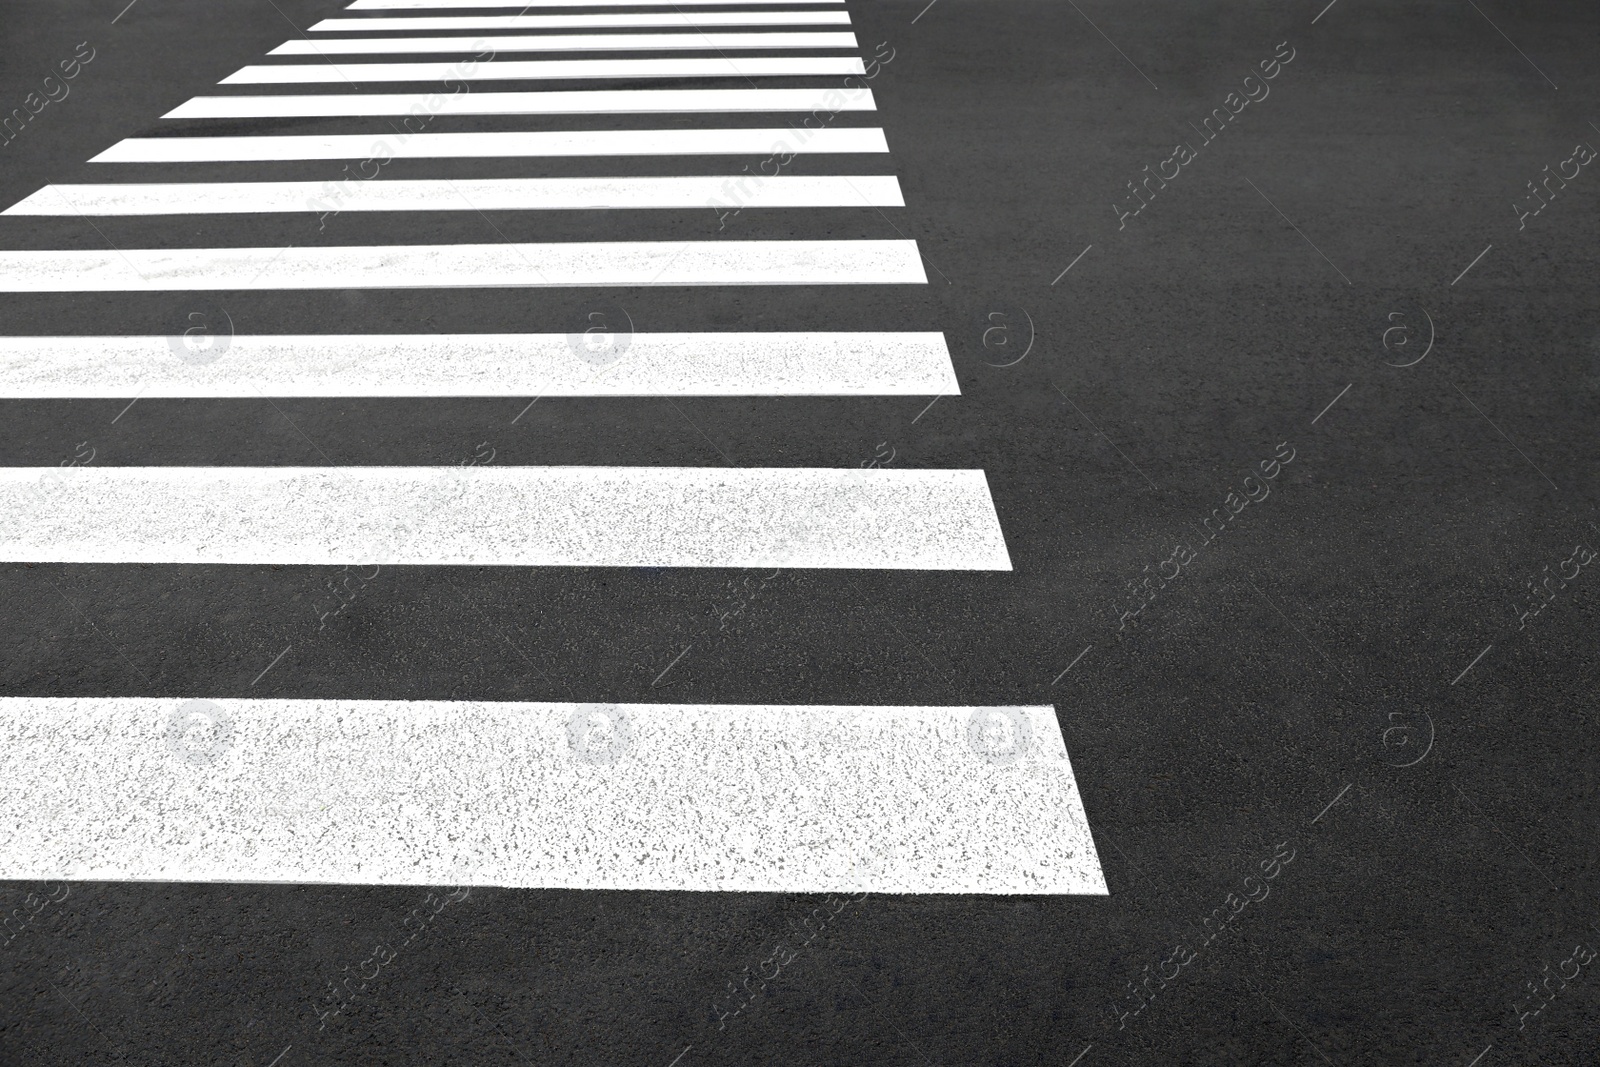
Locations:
2;0;1598;1063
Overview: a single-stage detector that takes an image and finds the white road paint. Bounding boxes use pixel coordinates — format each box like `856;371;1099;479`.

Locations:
0;467;1010;569
0;699;1100;893
348;0;844;6
161;89;876;120
0;240;925;291
311;13;851;31
4;176;903;216
97;127;885;160
0;16;1061;897
0;332;956;397
267;31;860;55
221;56;864;83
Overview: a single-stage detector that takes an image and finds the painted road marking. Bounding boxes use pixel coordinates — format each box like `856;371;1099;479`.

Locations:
0;466;1011;568
347;0;845;7
6;176;903;216
310;13;851;31
221;56;865;83
0;332;955;397
267;31;861;54
0;4;1074;896
0;699;1099;893
0;240;925;291
162;88;875;120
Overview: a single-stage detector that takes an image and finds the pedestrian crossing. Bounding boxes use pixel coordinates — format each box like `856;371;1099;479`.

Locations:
0;240;926;290
0;699;1101;894
347;0;848;7
267;31;862;53
5;176;905;214
308;13;853;30
0;332;951;396
0;0;1104;893
0;467;1010;568
93;126;887;158
221;57;867;82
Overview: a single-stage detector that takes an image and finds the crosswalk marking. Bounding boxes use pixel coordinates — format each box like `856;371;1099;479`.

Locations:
222;57;869;89
0;699;1100;893
0;332;955;397
310;13;852;31
0;467;1011;568
346;0;846;7
221;56;866;84
0;0;1104;894
267;31;862;54
5;176;903;216
160;89;877;119
0;240;926;291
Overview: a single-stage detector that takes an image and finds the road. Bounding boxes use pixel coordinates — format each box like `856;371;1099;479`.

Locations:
1;0;1597;1063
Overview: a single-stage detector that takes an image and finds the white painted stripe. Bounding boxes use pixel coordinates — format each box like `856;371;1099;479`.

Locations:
0;332;955;397
0;240;925;291
0;699;1099;893
95;126;885;161
267;31;860;54
348;0;845;7
0;467;1009;569
161;89;875;120
221;56;863;83
4;176;902;215
311;13;851;30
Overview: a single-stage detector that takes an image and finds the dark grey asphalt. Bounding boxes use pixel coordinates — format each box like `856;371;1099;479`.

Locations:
3;0;1599;1063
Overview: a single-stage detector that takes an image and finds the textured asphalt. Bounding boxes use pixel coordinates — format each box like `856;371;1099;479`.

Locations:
3;0;1599;1064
